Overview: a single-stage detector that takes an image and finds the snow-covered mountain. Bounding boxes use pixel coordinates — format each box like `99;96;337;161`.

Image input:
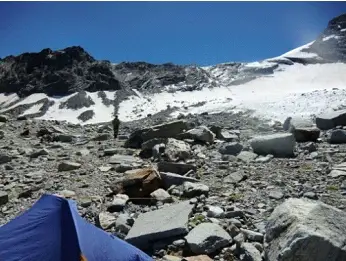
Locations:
1;13;346;125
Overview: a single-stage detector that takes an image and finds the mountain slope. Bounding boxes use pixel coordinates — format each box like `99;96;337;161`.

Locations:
0;13;346;125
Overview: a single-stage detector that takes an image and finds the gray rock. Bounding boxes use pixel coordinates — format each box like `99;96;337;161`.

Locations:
107;194;129;212
316;110;346;130
219;130;239;142
241;229;264;242
53;134;74;143
0;115;8;122
58;189;76;198
223;171;246;184
207;206;224;218
218;142;243;155
104;148;118;156
0;154;11;165
179;126;215;144
292;127;320;142
0;191;9;205
58;161;81;171
241;242;262;261
76;149;90;156
268;189;284;200
125;201;194;249
183;182;209;198
125;120;189;148
237;151;258;163
265;198;346;261
328;129;346;144
228;224;240;238
165;138;191;162
92;133;111;141
301;142;317;152
250;133;295;157
98;212;116;229
98;166;113;172
109;154;142;165
255;154;273;163
141;138;168;151
173;239;186;247
185;223;231;254
303;192;318;200
115;213;132;235
30;148;49;158
160;172;199;189
150;189;173;203
158;162;196;175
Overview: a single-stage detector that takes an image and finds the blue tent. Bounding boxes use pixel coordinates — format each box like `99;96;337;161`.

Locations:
0;194;153;261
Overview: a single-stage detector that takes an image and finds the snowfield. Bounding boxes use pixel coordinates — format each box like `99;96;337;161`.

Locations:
0;43;346;125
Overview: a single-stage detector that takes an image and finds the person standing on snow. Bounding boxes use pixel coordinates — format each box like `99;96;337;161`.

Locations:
112;115;120;139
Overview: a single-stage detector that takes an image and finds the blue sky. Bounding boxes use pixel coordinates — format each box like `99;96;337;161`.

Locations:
1;2;346;66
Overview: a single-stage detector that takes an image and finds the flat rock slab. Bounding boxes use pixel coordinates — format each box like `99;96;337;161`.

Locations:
265;198;346;261
185;223;231;254
158;162;196;175
316;110;346;130
250;133;295;157
160;172;199;189
109;154;142;165
58;161;81;171
125;201;194;249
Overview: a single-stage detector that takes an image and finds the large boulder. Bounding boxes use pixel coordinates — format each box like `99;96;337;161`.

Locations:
177;126;215;144
185;223;231;254
328;129;346;144
125;201;194;249
218;142;243;155
316;110;346;130
283;117;320;142
110;168;162;198
165;138;191;162
125;120;189;148
250;133;295;157
265;198;346;261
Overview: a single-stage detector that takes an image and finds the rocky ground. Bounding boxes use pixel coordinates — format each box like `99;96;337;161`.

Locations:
1;110;346;261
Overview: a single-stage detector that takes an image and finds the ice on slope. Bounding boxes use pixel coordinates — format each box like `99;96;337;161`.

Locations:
118;63;346;123
322;35;341;41
275;41;318;59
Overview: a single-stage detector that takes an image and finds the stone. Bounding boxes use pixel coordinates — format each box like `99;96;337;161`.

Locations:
0;115;8;122
58;189;76;198
163;255;182;261
103;148;118;156
241;242;262;261
173;239;186;247
58;161;81;171
160;172;199;189
125;201;194;249
30;148;49;158
328;129;346;144
223;171;246;184
227;224;240;238
150;189;173;203
250;133;295;157
292;128;320;142
185;223;231;254
107;194;129;212
98;212;116;229
76;149;90;156
158;162;196;175
219;130;239;142
179;126;215;144
183;182;209;198
240;229;264;242
0;191;9;205
115;213;132;235
303;191;318;200
316;110;346;130
237;151;258;163
92;133;111;141
301;142;317;152
109;154;142;165
268;189;284;200
207;206;224;218
141;138;168;151
255;154;274;163
125;120;189;148
0;154;11;164
184;255;213;261
265;198;346;261
165;138;191;162
53;134;74;143
111;168;162;198
218;142;243;155
98;166;113;172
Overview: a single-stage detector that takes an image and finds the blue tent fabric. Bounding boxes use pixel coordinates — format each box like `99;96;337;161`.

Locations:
0;194;153;261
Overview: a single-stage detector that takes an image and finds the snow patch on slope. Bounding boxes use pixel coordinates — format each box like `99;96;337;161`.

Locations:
19;103;44;117
119;63;346;123
0;93;19;108
323;35;341;41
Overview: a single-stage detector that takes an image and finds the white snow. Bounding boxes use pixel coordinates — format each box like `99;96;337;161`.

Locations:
103;91;116;100
244;61;275;68
322;35;341;41
19;103;44;116
118;63;346;124
37;91;115;125
0;93;19;108
275;41;318;59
